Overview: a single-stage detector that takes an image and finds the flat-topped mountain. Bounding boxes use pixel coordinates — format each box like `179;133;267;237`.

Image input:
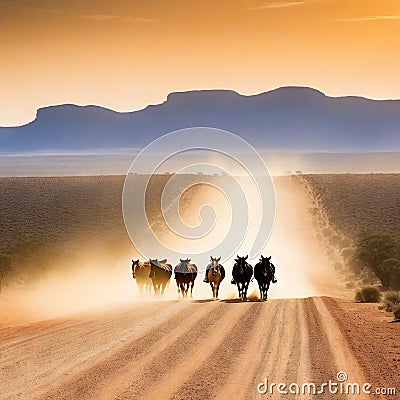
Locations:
1;87;399;152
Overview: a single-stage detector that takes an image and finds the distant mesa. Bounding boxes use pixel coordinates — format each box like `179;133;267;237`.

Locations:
0;86;399;153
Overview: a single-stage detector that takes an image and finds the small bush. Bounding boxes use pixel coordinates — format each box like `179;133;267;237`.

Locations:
355;290;364;302
385;291;400;305
382;291;400;312
393;305;400;321
355;286;382;303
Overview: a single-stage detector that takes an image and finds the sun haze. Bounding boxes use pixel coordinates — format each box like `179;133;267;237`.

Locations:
1;0;399;126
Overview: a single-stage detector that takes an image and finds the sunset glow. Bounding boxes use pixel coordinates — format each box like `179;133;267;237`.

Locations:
1;0;400;126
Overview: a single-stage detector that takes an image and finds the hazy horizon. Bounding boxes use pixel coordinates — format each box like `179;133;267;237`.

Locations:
1;150;399;177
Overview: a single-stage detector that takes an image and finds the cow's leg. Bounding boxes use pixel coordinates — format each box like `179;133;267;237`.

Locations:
239;283;244;300
265;282;270;300
210;282;215;298
181;283;185;297
176;280;181;298
185;283;189;297
244;281;249;300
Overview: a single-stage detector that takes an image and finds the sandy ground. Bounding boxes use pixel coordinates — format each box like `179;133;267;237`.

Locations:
0;178;398;399
0;297;398;400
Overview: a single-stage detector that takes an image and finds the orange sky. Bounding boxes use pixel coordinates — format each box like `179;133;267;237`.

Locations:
1;0;400;126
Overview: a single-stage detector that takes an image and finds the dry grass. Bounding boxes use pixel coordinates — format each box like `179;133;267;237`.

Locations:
0;174;203;284
304;173;400;239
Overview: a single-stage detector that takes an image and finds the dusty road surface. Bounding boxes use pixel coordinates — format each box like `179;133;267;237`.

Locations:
0;296;399;400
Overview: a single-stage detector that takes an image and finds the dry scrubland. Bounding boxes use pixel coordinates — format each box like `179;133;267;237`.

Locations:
0;176;129;286
303;173;400;295
305;174;400;238
1;173;400;285
0;174;215;287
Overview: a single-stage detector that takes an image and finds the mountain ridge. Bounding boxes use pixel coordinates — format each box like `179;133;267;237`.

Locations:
1;86;399;153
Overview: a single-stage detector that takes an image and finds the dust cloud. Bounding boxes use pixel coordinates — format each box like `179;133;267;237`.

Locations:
180;175;348;300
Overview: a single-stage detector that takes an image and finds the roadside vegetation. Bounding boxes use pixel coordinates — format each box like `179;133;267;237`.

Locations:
0;174;207;295
0;176;132;294
355;286;382;303
303;173;400;320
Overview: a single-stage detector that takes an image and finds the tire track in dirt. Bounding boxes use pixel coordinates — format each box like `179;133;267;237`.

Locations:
0;297;386;400
37;300;222;400
112;300;254;400
249;299;311;400
144;300;280;400
168;301;266;400
216;299;281;400
305;296;340;399
320;297;391;400
0;301;188;400
0;302;161;353
314;297;366;384
296;299;312;385
307;297;369;400
272;299;312;400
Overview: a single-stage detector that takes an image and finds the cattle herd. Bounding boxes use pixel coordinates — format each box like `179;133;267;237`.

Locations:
131;255;277;301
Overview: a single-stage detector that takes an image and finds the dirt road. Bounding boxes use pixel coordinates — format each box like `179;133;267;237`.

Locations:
1;296;398;400
1;177;398;399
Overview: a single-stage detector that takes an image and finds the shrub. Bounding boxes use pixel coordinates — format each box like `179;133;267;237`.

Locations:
355;286;382;303
355;235;397;285
393;305;400;321
385;291;400;305
380;259;400;289
382;291;400;312
389;271;400;291
381;258;400;271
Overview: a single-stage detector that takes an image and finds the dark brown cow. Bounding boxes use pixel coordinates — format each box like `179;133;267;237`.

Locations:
174;258;198;298
131;260;152;293
149;259;172;296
